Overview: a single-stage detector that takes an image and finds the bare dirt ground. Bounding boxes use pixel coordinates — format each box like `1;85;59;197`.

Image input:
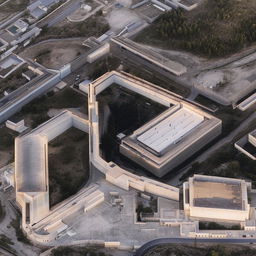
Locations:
19;39;88;69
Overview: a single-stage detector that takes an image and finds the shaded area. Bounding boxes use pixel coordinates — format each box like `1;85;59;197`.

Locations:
50;246;113;256
0;127;17;168
0;65;27;96
48;128;89;207
199;222;240;231
180;143;256;187
97;84;167;162
243;142;256;158
17;87;87;128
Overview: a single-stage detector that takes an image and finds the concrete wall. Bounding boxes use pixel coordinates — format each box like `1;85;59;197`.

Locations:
89;71;180;201
189;206;249;222
15;110;90;232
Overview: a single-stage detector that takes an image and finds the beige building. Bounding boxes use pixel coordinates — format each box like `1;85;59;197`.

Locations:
15;111;90;228
120;97;221;178
183;175;251;222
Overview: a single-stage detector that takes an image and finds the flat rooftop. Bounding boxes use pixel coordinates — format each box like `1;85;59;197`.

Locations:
192;177;243;210
137;108;204;154
15;135;47;192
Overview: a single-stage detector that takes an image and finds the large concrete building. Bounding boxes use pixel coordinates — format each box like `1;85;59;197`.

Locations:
15;111;90;228
183;175;251;222
120;91;221;177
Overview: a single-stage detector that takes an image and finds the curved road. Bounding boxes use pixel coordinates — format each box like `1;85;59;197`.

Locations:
134;237;256;256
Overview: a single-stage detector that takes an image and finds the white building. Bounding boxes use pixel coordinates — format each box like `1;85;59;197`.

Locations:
183;175;251;222
6;119;27;133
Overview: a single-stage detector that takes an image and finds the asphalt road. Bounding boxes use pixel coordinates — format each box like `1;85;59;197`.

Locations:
134;237;256;256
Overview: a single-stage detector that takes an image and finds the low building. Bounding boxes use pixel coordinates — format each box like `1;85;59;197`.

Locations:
183;175;251;222
0;54;25;78
0;38;8;52
235;129;256;160
237;92;256;111
6;19;29;36
79;79;91;94
6;119;27;133
22;70;37;81
28;0;60;20
10;27;42;46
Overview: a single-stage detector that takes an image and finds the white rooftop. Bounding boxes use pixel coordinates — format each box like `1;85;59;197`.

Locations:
137;108;204;154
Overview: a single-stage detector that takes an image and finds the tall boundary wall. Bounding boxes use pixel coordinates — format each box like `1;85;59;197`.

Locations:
89;71;180;201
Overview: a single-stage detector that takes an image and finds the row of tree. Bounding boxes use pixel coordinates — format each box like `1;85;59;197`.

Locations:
147;1;256;57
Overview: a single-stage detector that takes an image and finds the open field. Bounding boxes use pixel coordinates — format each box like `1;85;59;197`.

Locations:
20;39;89;69
135;0;256;58
48;128;89;207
